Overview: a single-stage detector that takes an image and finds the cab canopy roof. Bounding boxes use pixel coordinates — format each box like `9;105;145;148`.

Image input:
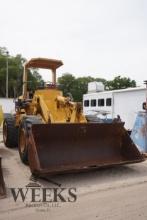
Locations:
25;58;63;70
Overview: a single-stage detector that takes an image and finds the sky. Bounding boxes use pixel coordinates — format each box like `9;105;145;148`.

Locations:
0;0;147;85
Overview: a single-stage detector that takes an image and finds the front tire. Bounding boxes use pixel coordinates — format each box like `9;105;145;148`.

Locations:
3;114;18;148
18;120;29;165
18;116;42;165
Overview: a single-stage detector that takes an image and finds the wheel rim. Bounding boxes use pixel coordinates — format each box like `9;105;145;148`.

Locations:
19;128;26;154
3;121;7;144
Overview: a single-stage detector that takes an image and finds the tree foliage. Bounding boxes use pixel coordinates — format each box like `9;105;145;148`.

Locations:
0;47;44;97
105;75;136;90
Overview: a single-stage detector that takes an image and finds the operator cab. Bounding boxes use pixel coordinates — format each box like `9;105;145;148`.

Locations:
23;58;63;99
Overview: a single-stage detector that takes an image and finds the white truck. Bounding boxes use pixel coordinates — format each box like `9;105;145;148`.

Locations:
83;82;146;130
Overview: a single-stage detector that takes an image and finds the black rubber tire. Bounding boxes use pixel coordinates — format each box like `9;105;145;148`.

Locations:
18;120;29;165
3;114;18;148
18;116;42;165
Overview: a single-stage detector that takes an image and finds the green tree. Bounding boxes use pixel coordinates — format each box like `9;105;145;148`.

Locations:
0;47;44;97
106;75;136;90
58;73;76;96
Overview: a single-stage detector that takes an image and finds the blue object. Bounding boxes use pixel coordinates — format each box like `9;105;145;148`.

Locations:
131;111;147;153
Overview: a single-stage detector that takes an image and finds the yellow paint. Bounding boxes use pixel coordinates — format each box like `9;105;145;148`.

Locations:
16;58;87;125
16;88;87;125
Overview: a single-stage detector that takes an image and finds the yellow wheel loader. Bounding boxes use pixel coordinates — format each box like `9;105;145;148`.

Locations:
3;58;144;176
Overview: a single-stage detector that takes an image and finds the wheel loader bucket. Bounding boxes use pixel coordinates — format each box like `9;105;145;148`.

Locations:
28;123;144;176
0;157;6;198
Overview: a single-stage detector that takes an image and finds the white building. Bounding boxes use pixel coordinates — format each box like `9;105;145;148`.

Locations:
0;98;15;113
83;82;146;130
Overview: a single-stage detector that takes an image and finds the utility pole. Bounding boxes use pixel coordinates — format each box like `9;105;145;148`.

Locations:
6;51;9;98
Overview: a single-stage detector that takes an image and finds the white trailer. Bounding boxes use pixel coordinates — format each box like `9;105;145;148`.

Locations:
83;82;146;130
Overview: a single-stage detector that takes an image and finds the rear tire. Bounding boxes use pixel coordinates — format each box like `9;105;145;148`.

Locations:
3;114;18;148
